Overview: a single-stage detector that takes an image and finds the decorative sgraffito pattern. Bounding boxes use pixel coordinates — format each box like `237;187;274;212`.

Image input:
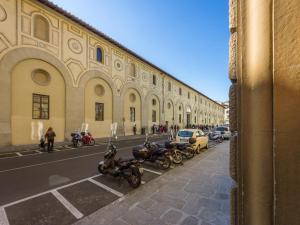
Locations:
229;0;237;33
229;84;237;131
229;0;238;224
0;4;7;22
68;38;83;54
229;33;237;81
230;135;237;181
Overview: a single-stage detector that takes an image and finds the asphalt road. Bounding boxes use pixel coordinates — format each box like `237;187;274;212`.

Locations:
0;136;218;225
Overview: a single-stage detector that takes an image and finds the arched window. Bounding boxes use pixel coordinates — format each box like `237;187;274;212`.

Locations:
96;47;103;63
33;15;49;42
152;99;156;106
129;63;136;77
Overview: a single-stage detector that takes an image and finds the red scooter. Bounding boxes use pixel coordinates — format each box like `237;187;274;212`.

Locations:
81;131;96;146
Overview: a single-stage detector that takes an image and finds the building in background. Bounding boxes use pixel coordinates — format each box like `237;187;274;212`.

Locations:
0;0;224;146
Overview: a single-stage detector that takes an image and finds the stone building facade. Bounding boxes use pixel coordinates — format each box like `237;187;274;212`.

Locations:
0;0;224;146
229;0;300;224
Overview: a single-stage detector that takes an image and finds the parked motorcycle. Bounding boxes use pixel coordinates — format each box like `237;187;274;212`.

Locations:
132;134;172;170
163;141;183;164
175;139;196;159
167;132;194;160
71;131;83;147
81;131;95;146
98;124;142;188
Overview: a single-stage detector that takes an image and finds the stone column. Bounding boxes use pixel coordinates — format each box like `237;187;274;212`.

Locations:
230;0;274;224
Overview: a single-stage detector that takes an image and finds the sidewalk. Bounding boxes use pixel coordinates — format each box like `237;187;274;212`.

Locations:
0;134;167;154
74;141;233;225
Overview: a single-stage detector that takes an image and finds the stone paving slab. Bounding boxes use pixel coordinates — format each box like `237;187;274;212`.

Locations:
73;141;233;225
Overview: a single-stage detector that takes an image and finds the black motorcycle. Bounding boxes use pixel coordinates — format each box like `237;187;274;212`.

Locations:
132;135;172;169
175;137;197;159
98;137;142;188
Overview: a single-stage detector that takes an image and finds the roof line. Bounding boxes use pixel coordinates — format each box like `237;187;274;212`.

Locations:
37;0;223;107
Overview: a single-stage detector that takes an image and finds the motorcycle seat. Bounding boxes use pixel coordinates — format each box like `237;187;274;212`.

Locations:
176;143;191;150
157;144;165;148
164;141;175;149
118;157;136;163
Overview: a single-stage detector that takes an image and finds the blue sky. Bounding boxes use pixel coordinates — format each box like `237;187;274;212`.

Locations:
51;0;230;102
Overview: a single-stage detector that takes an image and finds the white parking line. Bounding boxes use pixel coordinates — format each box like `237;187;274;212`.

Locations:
35;150;43;154
51;190;83;219
1;174;101;209
15;152;22;157
143;168;162;175
0;145;141;174
0;207;9;225
88;179;124;198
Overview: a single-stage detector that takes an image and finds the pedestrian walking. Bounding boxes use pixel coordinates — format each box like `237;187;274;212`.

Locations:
133;123;137;135
45;127;56;153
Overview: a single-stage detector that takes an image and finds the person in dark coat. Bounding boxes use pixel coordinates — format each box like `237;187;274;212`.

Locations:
45;127;56;153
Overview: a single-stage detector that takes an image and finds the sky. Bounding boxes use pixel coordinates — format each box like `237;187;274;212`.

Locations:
50;0;230;102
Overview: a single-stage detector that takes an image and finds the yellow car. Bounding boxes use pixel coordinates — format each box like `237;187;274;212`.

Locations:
176;129;209;153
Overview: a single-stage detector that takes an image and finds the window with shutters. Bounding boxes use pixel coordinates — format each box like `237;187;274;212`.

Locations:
32;94;49;119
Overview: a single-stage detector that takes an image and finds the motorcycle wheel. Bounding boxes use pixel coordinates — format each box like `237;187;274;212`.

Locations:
77;140;83;147
159;155;171;170
89;139;96;146
97;164;107;174
172;151;183;164
127;167;141;188
186;147;195;159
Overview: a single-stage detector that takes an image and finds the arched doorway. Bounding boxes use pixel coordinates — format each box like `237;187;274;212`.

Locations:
148;95;160;132
123;89;142;135
11;59;65;145
177;103;184;128
165;100;174;128
84;78;113;138
186;105;192;127
193;108;198;125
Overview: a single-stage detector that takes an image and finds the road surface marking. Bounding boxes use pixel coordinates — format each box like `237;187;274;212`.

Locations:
35;150;43;154
0;152;104;174
0;207;9;225
141;181;146;185
15;152;22;157
0;145;143;174
88;178;124;198
143;168;162;175
1;174;101;209
51;190;83;219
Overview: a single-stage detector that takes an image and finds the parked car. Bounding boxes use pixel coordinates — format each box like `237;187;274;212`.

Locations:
213;126;231;140
176;129;208;153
